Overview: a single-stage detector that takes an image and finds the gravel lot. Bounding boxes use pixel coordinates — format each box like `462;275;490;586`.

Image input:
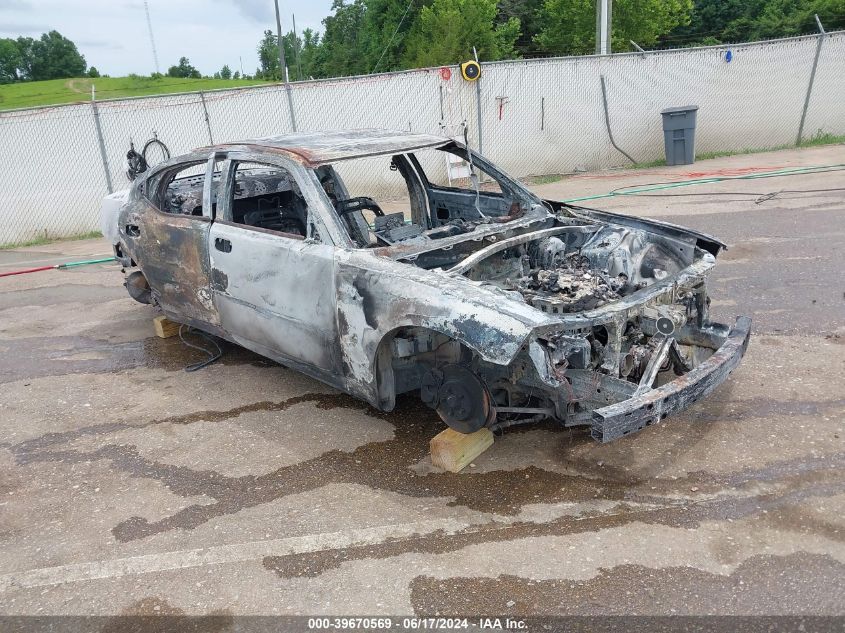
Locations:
1;145;843;619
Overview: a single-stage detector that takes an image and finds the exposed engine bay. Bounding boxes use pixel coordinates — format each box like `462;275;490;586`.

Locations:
382;216;729;438
458;224;691;314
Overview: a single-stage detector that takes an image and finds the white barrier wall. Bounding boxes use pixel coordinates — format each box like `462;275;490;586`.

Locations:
0;32;843;245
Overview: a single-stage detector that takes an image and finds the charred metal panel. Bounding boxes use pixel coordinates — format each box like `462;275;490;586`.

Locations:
216;130;448;166
209;220;340;374
334;249;553;402
119;199;219;326
555;202;727;256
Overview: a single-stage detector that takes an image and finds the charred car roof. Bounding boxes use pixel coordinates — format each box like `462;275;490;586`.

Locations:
208;129;449;167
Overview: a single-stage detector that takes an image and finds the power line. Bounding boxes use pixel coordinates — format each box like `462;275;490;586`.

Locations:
370;0;415;75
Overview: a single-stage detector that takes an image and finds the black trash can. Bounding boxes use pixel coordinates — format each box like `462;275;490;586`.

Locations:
661;106;699;166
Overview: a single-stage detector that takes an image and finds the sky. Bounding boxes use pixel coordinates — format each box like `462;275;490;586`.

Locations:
0;0;335;76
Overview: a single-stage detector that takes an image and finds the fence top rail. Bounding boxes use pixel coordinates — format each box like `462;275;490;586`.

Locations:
493;29;842;66
1;30;842;117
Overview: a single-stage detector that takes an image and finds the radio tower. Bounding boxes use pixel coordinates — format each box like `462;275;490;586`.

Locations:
144;0;161;74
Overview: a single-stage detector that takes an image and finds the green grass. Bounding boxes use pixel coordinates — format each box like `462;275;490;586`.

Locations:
0;76;273;110
525;174;567;185
797;131;845;147
629;157;668;169
0;230;103;250
629;131;845;169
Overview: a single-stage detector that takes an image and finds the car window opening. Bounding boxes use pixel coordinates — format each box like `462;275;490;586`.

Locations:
327;146;536;249
229;162;309;239
156;162;217;216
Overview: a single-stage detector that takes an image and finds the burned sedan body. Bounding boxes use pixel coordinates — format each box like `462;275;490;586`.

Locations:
102;129;751;442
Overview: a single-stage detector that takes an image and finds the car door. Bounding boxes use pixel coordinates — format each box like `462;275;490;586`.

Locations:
121;154;221;327
208;153;340;375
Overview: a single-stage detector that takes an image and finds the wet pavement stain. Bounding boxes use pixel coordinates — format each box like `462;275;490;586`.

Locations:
0;284;127;309
100;398;626;541
261;466;845;580
673;397;845;424
8;388;845;549
408;552;845;615
11;393;618;542
101;597;234;633
139;335;277;371
0;332;275;383
758;503;845;543
5;319;844;547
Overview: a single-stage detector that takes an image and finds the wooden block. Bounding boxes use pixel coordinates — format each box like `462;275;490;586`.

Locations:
153;315;181;339
430;427;494;473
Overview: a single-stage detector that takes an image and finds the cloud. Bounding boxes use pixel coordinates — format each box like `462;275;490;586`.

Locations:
215;0;273;23
0;23;49;34
78;38;124;50
0;0;32;9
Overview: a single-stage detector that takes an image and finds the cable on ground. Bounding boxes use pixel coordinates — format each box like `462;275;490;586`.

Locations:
178;324;223;372
562;163;845;203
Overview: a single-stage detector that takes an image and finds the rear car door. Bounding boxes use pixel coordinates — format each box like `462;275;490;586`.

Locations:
208;154;340;374
121;154;222;327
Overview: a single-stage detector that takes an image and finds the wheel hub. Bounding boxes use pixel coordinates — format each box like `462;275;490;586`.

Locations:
421;364;493;434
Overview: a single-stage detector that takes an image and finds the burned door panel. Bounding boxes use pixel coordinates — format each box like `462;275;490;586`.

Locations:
208;221;340;374
121;201;218;325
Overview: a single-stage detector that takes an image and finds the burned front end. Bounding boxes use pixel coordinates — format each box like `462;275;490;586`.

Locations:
404;209;751;442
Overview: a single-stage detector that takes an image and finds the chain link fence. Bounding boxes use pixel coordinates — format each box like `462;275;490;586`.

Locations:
1;32;843;246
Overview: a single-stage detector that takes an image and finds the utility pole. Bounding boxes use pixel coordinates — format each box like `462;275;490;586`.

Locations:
797;15;826;145
595;0;612;55
273;0;297;131
143;0;160;74
292;13;303;81
273;0;290;81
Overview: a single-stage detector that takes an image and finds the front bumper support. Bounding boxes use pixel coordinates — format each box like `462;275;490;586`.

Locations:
591;316;752;443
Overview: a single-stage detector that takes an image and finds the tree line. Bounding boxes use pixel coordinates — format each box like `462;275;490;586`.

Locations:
0;31;96;83
254;0;845;82
0;33;248;84
2;0;842;85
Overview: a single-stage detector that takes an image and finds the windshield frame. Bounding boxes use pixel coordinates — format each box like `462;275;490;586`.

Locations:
314;139;550;254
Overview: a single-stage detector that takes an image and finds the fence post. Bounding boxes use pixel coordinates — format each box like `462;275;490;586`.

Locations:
90;85;113;194
199;91;214;144
475;76;483;156
796;15;826;146
285;75;298;132
274;0;297;132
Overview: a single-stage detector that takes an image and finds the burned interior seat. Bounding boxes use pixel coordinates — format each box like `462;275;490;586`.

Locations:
229;170;308;236
242;207;305;236
233;190;307;236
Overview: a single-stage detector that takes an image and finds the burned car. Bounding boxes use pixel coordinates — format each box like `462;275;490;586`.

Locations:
101;130;751;442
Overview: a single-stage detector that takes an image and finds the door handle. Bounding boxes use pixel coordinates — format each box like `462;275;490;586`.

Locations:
215;237;232;253
126;224;140;237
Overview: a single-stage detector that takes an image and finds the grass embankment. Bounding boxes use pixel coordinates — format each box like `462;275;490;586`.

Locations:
0;76;273;110
0;231;103;250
